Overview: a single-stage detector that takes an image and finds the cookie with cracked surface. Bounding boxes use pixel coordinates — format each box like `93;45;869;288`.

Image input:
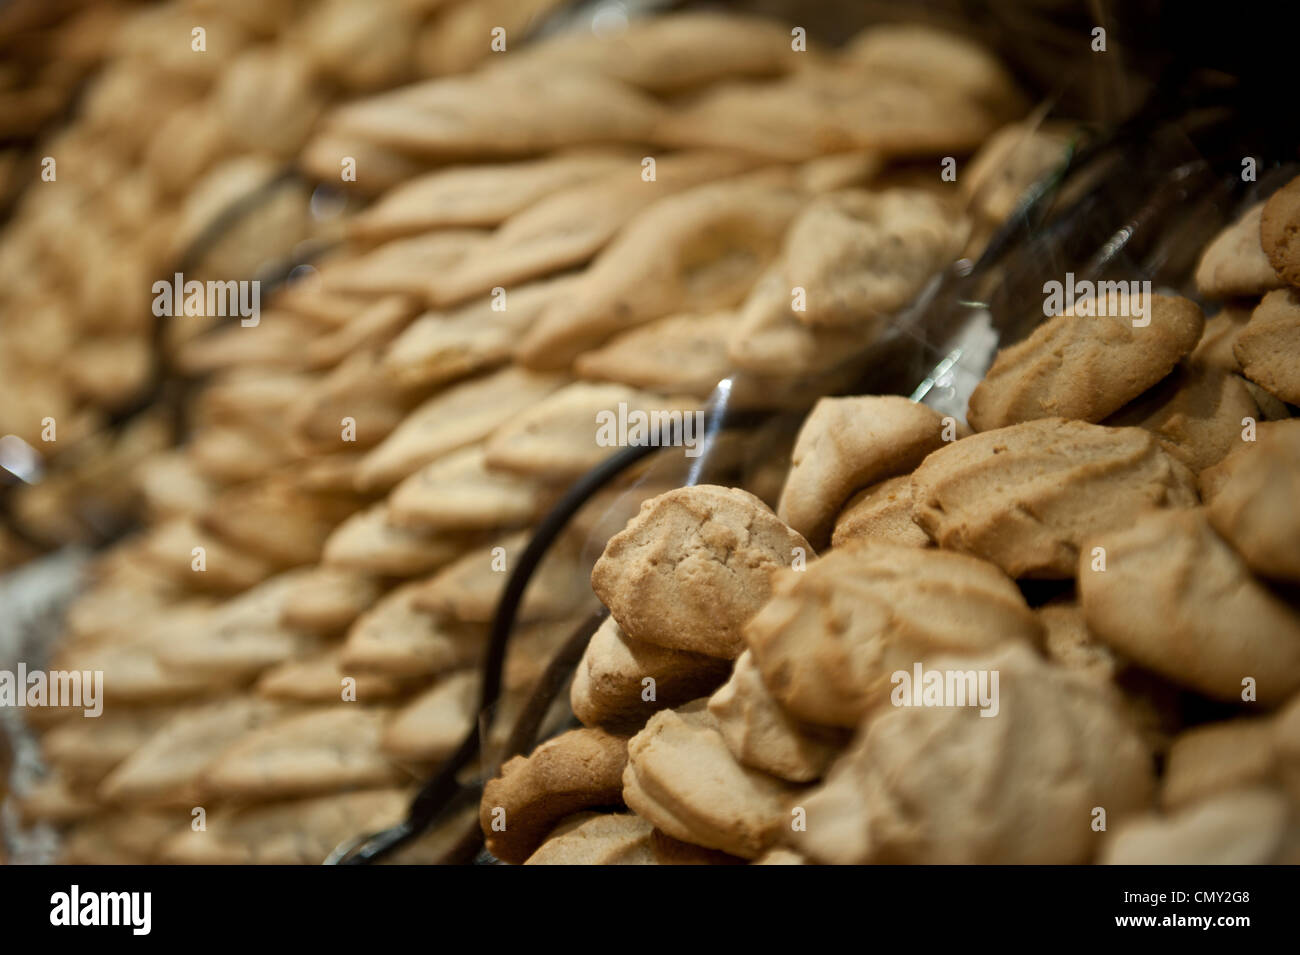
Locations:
778;395;949;547
1260;173;1300;286
591;485;812;659
911;418;1198;578
744;543;1041;728
480;727;629;865
1233;287;1300;404
1078;507;1300;704
966;294;1204;431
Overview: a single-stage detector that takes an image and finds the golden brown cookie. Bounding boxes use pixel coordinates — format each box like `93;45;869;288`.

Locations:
591;485;811;659
1194;202;1285;299
1277;695;1300;804
350;150;635;238
961;120;1071;224
792;644;1153;864
155;570;326;681
380;670;477;765
516;179;803;370
911;418;1198;578
506;12;795;94
1103;363;1260;472
778;396;951;547
783;189;964;328
279;566;381;637
355;367;566;491
1234;288;1300;403
571;616;733;733
411;530;591;624
725;264;868;377
622;702;798;860
321;504;470;577
382;275;579;390
707;651;843;783
200;706;403;801
1036;601;1119;685
328;68;664;159
1161;719;1277;812
1100;787;1296;865
523;812;657;865
386;444;552;533
256;647;410;705
830;475;931;549
431;151;756;308
1078;507;1300;704
99;697;287;808
1204;417;1300;581
1189;305;1251;374
341;583;485;677
1260;173;1300;286
744;543;1041;727
967;294;1205;431
480;727;630;865
483;382;700;481
573;310;736;399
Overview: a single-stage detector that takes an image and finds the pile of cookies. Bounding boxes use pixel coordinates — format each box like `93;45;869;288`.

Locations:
0;0;571;566
483;177;1300;864
9;15;1043;862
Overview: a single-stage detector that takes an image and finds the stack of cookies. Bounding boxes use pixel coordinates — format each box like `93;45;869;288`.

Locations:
0;0;573;564
485;177;1300;864
10;15;1045;862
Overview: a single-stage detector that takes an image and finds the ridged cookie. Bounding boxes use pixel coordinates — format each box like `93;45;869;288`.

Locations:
778;395;949;547
791;644;1153;864
967;294;1204;431
1234;288;1300;404
591;485;811;659
911;418;1198;578
1078;507;1300;704
830;475;931;549
744;543;1042;728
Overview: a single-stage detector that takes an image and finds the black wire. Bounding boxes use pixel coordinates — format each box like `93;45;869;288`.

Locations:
335;441;661;864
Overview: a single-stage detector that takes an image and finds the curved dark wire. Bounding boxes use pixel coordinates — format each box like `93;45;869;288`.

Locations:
332;441;661;864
